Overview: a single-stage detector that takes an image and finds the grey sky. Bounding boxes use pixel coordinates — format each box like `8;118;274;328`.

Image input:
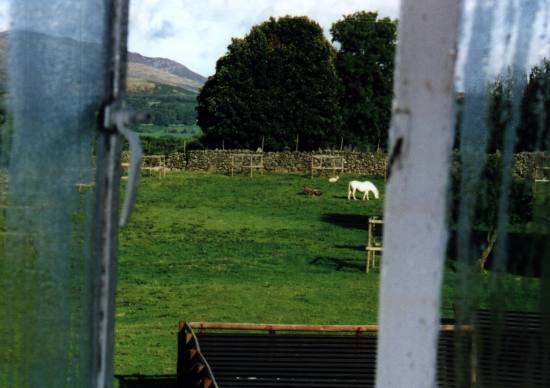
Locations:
128;0;400;76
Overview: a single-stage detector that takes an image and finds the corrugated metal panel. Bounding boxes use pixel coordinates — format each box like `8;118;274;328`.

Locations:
177;322;219;388
180;331;470;388
475;310;550;388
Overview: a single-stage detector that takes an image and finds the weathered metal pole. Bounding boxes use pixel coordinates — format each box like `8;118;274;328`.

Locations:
376;1;459;387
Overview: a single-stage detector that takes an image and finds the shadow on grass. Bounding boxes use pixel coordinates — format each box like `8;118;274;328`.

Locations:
334;244;366;252
321;213;369;230
332;195;349;200
310;256;364;272
446;229;546;277
115;375;177;388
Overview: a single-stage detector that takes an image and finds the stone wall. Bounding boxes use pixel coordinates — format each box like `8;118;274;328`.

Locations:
123;150;547;177
512;152;548;178
452;151;546;178
169;150;388;176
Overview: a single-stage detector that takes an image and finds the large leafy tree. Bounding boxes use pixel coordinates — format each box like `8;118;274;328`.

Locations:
481;60;550;153
331;12;397;151
518;59;550;151
486;76;513;153
450;156;533;272
197;16;341;150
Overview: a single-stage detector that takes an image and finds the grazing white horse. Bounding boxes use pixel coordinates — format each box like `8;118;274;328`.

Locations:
347;180;380;200
328;176;340;183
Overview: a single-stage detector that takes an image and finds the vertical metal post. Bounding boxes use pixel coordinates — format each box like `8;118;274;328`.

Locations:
92;0;130;387
376;1;459;387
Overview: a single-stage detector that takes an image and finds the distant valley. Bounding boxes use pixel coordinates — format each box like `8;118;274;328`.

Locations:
126;52;205;140
0;31;205;140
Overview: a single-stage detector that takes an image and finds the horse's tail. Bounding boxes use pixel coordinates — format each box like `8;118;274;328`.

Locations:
372;184;380;199
347;182;352;198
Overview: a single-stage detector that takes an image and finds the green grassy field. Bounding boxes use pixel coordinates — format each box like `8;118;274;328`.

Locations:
115;172;541;376
0;170;542;381
116;172;384;375
136;124;201;139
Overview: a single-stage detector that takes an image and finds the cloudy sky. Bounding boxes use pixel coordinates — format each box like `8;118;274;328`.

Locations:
128;0;400;76
0;1;547;81
0;2;6;30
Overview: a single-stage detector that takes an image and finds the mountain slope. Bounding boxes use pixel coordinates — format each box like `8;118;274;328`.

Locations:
129;52;206;84
128;62;203;92
128;52;205;93
0;32;203;138
0;32;205;94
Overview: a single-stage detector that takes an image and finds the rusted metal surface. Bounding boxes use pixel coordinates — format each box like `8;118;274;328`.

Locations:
188;322;380;333
186;321;471;334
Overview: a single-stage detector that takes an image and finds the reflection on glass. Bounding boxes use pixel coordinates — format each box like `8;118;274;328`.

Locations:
449;0;550;386
0;1;109;386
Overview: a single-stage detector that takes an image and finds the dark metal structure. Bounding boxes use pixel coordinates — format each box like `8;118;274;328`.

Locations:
474;310;550;387
177;323;471;388
177;322;219;388
195;333;377;387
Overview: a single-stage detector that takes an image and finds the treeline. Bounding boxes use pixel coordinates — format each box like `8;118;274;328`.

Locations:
197;12;397;151
198;12;550;153
455;60;550;153
488;61;550;152
128;83;198;127
138;136;190;154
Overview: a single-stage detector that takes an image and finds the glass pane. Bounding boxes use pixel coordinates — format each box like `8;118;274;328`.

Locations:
0;1;110;386
449;0;550;386
120;4;397;382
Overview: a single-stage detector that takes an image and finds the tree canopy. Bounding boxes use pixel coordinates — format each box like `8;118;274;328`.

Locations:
128;84;198;127
518;59;550;151
331;12;397;151
197;16;342;151
450;155;533;271
477;60;550;153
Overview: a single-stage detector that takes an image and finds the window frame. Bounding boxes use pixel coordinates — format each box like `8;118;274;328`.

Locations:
376;1;460;386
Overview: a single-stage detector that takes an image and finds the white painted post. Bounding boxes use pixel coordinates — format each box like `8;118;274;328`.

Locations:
376;1;459;387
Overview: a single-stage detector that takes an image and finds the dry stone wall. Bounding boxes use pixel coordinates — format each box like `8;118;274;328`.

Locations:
169;150;388;176
512;152;548;178
122;150;547;178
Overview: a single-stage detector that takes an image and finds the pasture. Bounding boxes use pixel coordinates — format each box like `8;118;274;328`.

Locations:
115;172;541;376
116;172;385;375
136;123;201;139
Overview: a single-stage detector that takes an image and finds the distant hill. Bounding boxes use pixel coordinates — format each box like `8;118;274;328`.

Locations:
129;52;206;85
0;32;205;94
128;53;205;93
0;32;203;139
